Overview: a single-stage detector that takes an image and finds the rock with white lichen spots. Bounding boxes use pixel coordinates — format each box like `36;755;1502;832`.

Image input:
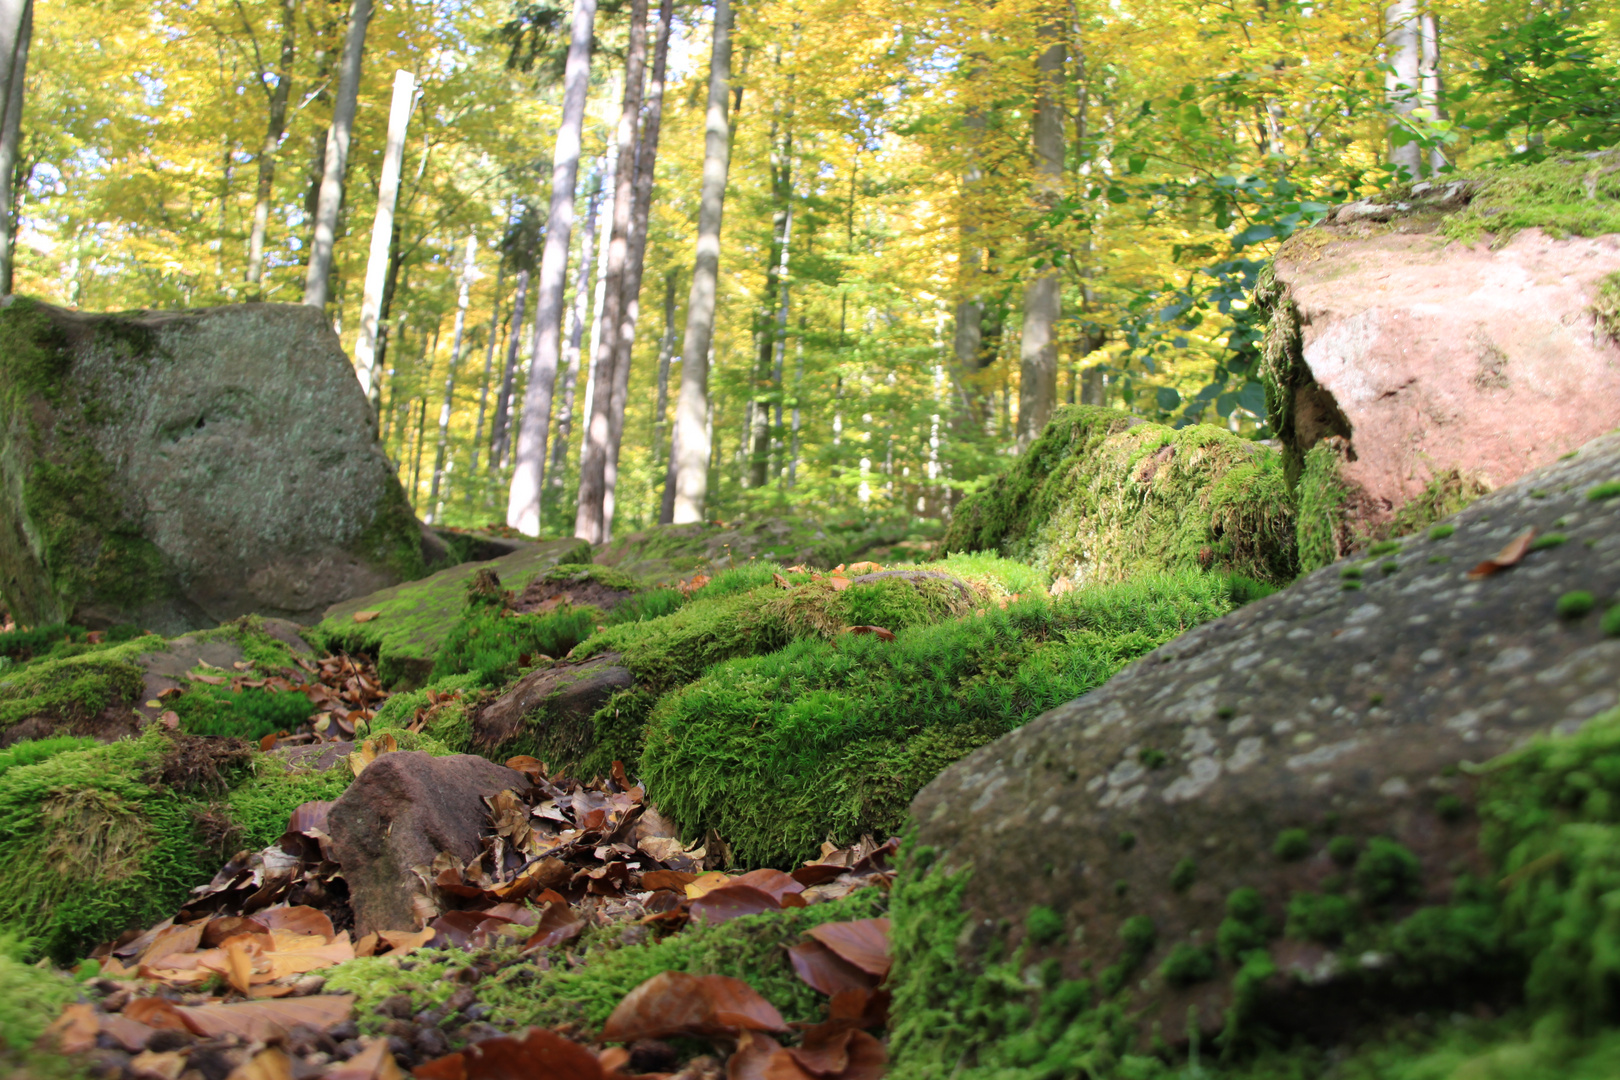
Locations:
894;430;1620;1071
0;297;438;633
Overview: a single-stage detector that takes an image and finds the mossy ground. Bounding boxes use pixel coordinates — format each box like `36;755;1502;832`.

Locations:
941;406;1297;588
322;889;886;1037
0;931;79;1051
641;571;1257;868
1439;150;1620;245
0;633;154;734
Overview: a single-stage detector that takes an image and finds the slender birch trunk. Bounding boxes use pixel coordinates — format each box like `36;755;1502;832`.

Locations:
506;0;597;534
576;0;648;543
770;202;793;485
601;0;673;540
1420;9;1446;174
747;115;790;490
468;261;504;484
246;0;298;295
303;0;373;310
0;0;31;294
671;0;734;524
353;71;416;397
489;268;528;472
577;143;616;465
1015;21;1064;452
1385;0;1424;180
427;234;477;522
652;269;677;476
551;168;604;485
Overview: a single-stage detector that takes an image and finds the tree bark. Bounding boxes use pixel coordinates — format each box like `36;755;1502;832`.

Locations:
671;0;734;525
748;115;791;490
576;0;648;543
600;0;673;540
551;168;604;486
506;0;597;535
578;141;617;467
302;0;373;310
1420;8;1445;175
468;261;504;483
427;233;477;521
652;268;677;477
1016;23;1064;452
1385;0;1424;180
0;0;31;295
490;268;529;471
353;70;416;398
245;0;298;295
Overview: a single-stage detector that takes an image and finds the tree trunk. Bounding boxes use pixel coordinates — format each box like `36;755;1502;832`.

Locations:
468;261;504;483
788;313;804;488
490;268;529;471
1385;0;1423;180
0;0;31;295
1016;23;1064;452
506;0;597;535
427;234;476;521
576;0;648;543
246;0;298;295
671;0;734;525
578;142;617;466
551;167;604;486
1420;8;1445;175
302;0;373;310
652;268;677;476
600;0;673;540
748;116;791;490
353;70;416;398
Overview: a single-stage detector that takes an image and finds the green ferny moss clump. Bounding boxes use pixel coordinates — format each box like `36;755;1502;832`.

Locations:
1272;828;1311;861
0;634;153;734
0;931;78;1051
1296;442;1349;574
1557;591;1596;619
1587;480;1620;501
1026;906;1065;946
941;405;1298;587
641;571;1250;867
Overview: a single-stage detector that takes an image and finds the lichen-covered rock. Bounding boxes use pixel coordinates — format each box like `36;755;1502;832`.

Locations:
0;298;433;634
326;751;525;937
1259;155;1620;570
894;432;1620;1074
311;537;593;688
939;405;1298;588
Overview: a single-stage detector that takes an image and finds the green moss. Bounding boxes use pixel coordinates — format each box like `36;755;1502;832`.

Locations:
173;684;315;741
1272;828;1311;861
1440;154;1620;244
1355;838;1422;905
0;931;78;1051
1217;888;1271;961
0;736;98;779
1594;271;1620;342
0;634;153;734
1586;480;1620;501
1026;905;1065;946
1160;943;1215;987
1430;523;1456;540
1170;857;1197;892
0;732;216;963
224;757;353;850
641;572;1247;867
1530;534;1569;551
430;602;606;686
1557;591;1596;619
1381;471;1491;543
941;405;1297;587
1328;835;1360;866
1296;442;1349;573
1341;565;1363;579
1286;891;1358;944
1602;605;1620;637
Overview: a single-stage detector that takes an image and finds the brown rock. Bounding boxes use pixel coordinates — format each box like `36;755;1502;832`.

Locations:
326;751;526;936
1261;189;1620;552
472;652;634;754
904;432;1620;1046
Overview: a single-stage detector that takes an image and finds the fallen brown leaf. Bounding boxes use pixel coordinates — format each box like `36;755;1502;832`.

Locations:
643;868;700;891
175;994;354;1042
101;1014;157;1053
772;573;792;589
124;997;189;1031
226;1046;296;1080
727;1031;785;1080
377;928;436;957
323;1037;406;1080
788;941;875;997
416;1028;605;1080
809;920;891;979
826;577;852;593
1468;526;1537;579
843;626;895;641
523;901;585;951
844;562;882;575
128;1049;188;1080
38;1002;99;1055
690;884;785;925
601;972;787;1042
352;610;382;623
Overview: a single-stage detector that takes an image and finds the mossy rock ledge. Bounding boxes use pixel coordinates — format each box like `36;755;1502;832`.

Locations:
892;431;1620;1077
0;298;435;633
1257;153;1620;572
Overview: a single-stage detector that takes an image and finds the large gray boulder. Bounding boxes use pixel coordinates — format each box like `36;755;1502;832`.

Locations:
0;298;432;633
902;431;1620;1050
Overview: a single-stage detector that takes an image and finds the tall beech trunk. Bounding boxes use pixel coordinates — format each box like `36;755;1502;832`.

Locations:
576;0;648;543
652;269;677;477
246;0;298;294
671;0;734;524
490;268;529;471
551;173;603;485
1385;0;1423;179
506;0;598;535
303;0;374;310
468;261;505;483
1420;9;1446;174
601;0;673;540
1015;22;1064;452
0;0;31;294
747;115;791;490
427;234;477;520
578;143;617;465
353;70;416;398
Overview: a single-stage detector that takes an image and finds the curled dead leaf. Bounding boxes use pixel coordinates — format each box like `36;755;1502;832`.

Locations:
809;919;891;979
601;971;787;1042
1467;526;1537;579
38;1002;99;1055
842;626;895;641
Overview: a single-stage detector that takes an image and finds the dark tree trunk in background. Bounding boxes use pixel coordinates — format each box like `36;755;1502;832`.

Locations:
246;0;298;295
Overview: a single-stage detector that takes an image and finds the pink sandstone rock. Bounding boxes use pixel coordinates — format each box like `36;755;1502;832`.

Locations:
1273;223;1620;529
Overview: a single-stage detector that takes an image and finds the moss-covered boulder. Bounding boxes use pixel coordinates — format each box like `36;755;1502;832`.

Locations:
311;537;593;688
594;518;848;583
890;432;1620;1078
1257;154;1620;572
941;405;1297;588
0;298;435;634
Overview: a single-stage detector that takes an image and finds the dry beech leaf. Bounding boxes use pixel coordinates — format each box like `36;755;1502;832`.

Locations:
809;919;891;979
727;1030;786;1080
642;868;700;891
225;1047;296;1080
137;921;205;967
772;573;792;589
826;577;852;593
352;610;382;624
128;1050;188;1080
416;1027;604;1080
788;940;875;997
523;902;585;951
844;562;882;575
323;1037;406;1080
784;1024;855;1077
690;884;786;925
377;928;436;957
39;1002;100;1055
728;868;806;904
843;625;895;641
1468;526;1537;579
685;871;732;900
601;971;787;1042
224;937;255;995
101;1014;157;1053
125;997;189;1031
256;905;335;941
176;995;354;1042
